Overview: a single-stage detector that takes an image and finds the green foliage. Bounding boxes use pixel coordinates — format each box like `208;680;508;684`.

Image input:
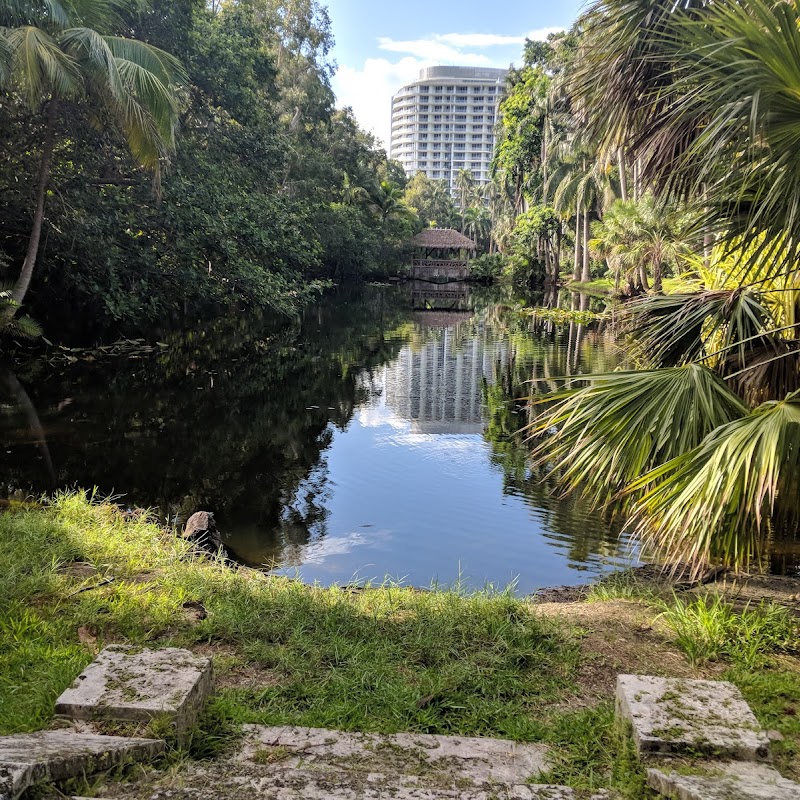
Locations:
629;392;800;570
0;0;407;336
402;172;458;230
468;253;506;281
0;290;41;338
506;206;561;286
529;365;747;510
658;594;798;668
589;195;694;293
514;0;800;572
727;666;800;779
539;704;651;799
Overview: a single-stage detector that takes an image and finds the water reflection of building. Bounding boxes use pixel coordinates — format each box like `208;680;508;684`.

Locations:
384;327;507;434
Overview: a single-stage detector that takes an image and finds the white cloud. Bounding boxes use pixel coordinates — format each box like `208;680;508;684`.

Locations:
377;37;492;64
333;56;434;150
438;28;564;48
332;26;565;152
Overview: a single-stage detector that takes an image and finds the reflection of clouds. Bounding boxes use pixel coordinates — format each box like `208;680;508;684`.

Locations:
283;528;392;566
357;399;409;431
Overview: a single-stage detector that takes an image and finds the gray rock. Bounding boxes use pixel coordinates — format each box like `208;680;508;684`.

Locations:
182;511;223;551
55;645;213;736
615;674;770;761
0;729;163;800
647;762;800;799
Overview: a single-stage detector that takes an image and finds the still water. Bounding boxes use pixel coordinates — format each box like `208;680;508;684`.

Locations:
1;284;638;592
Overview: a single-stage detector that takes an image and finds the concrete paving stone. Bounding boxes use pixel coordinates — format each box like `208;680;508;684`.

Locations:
616;674;770;760
647;762;800;799
87;780;603;799
55;645;213;733
0;729;163;800
75;725;612;799
236;724;551;785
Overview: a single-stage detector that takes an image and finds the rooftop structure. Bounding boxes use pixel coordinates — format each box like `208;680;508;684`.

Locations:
390;66;507;197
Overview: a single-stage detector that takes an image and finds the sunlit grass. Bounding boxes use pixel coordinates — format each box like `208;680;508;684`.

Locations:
0;492;581;740
657;593;797;668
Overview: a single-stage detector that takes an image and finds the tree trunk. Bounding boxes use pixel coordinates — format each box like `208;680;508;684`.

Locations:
612;259;621;292
553;226;561;279
618;146;629;202
573;205;582;281
581;211;591;283
5;102;57;322
653;262;663;293
639;262;650;291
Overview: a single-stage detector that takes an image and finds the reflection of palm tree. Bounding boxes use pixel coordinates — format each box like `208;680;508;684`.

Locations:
0;365;55;487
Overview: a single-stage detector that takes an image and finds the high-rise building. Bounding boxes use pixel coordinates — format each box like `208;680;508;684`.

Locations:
389;66;507;196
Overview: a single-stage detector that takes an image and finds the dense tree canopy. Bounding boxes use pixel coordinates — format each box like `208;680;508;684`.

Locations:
0;0;409;339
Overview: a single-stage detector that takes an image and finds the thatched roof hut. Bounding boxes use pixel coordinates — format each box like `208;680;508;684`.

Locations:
410;228;477;251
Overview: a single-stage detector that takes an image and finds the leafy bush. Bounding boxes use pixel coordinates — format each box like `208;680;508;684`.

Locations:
469;253;506;281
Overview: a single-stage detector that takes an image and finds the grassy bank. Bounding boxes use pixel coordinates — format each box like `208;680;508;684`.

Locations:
1;493;798;796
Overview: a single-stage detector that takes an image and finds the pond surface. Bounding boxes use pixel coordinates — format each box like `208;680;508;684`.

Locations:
4;284;639;592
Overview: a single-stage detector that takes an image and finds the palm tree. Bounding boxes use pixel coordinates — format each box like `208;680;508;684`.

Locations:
341;173;369;206
0;0;186;324
526;0;800;573
550;142;616;283
455;168;476;229
463;205;491;250
590;195;692;293
370;180;416;224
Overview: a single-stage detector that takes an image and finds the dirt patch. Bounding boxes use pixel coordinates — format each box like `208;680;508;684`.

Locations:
535;600;717;710
696;573;800;614
191;644;282;691
58;560;98;579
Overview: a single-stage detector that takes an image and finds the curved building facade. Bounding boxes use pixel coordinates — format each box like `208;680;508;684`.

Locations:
390;66;507;195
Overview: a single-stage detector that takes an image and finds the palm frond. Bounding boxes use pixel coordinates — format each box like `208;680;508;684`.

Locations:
628;390;800;572
528;364;747;509
0;0;72;28
623;289;777;372
6;23;82;106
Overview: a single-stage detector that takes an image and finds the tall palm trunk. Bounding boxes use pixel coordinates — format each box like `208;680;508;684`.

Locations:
617;146;629;202
581;211;591;283
4;103;56;322
573;205;582;281
639;262;650;291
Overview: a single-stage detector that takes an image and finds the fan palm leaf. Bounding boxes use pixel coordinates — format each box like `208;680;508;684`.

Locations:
628;390;800;571
528;364;747;509
623;289;776;371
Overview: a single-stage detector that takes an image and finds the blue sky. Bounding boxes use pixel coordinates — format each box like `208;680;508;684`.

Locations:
325;0;586;149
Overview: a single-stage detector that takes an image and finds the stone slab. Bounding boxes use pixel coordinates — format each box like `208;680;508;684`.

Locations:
76;725;614;799
80;778;604;799
236;725;550;785
55;646;213;733
615;675;770;761
647;762;800;800
0;730;163;800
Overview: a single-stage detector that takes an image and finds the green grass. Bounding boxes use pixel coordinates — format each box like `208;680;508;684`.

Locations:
0;492;582;742
727;665;800;780
658;593;797;667
585;572;666;604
